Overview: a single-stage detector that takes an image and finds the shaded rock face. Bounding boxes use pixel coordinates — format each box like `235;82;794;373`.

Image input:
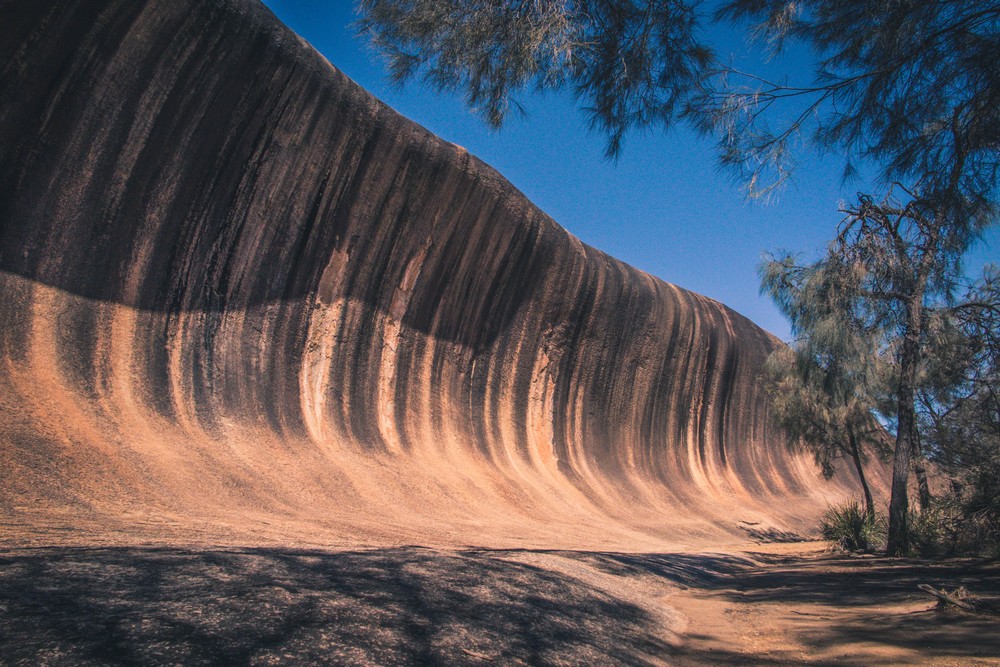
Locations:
0;0;848;547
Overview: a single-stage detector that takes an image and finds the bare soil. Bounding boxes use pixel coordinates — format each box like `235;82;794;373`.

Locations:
2;540;997;666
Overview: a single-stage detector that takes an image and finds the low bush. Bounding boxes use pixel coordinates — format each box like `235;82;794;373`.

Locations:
820;500;886;553
907;492;1000;558
820;475;1000;557
907;502;957;557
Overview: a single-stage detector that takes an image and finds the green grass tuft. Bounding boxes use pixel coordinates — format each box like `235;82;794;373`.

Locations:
820;500;886;553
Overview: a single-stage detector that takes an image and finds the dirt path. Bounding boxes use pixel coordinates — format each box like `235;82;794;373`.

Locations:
667;543;1000;666
1;541;997;666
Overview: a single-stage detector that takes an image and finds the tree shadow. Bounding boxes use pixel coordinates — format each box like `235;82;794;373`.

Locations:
724;553;1000;607
459;547;756;589
467;547;1000;663
3;546;999;665
738;525;806;543
723;553;1000;660
0;546;677;666
798;607;1000;660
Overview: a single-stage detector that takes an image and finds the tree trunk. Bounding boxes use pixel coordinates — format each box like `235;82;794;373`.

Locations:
913;459;931;513
886;302;924;556
913;431;932;512
848;430;875;520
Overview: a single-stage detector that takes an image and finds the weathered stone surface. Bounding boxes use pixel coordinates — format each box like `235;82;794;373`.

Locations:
0;0;853;548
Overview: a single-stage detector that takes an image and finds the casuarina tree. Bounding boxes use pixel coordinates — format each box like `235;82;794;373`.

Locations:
762;187;993;554
760;273;890;520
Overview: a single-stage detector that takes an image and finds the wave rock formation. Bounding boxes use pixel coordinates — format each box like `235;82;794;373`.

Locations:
0;0;850;549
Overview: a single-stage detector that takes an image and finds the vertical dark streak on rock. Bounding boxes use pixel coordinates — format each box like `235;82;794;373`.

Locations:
0;0;859;539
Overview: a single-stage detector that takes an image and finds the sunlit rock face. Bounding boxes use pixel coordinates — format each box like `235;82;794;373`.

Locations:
0;0;851;548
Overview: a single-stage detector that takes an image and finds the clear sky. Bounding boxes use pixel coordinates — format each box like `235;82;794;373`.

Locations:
260;0;998;341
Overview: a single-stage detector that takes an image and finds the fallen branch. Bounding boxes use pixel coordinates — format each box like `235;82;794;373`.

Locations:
461;648;495;662
918;584;976;611
918;584;1000;615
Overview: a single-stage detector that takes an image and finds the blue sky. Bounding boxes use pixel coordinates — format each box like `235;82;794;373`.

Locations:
260;0;998;340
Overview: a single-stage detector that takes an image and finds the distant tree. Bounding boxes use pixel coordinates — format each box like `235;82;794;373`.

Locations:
763;345;887;518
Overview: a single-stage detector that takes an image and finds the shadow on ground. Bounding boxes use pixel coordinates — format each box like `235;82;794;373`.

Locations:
498;548;1000;665
0;546;682;666
1;546;998;666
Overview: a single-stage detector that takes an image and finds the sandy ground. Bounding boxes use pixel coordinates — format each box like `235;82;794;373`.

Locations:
1;539;997;666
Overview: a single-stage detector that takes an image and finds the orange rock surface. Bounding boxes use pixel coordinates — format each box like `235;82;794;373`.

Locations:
0;0;861;550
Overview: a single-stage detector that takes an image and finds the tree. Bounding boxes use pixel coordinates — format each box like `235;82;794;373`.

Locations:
918;267;1000;456
359;0;1000;202
761;276;889;519
724;0;999;553
356;0;712;157
917;267;1000;550
702;0;1000;209
762;187;992;554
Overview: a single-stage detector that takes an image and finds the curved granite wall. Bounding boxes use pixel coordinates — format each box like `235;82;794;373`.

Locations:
0;0;854;548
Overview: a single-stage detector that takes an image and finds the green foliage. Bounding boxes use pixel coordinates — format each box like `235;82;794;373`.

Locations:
920;266;1000;459
906;504;956;557
761;188;997;555
907;487;1000;558
705;0;1000;206
356;0;712;157
820;500;885;553
764;342;888;516
913;266;1000;555
962;454;1000;549
821;488;1000;557
358;0;1000;207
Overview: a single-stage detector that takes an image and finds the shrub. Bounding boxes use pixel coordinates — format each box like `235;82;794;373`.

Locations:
907;503;956;557
956;456;1000;556
907;492;1000;558
820;500;886;553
